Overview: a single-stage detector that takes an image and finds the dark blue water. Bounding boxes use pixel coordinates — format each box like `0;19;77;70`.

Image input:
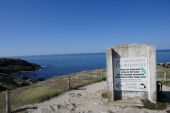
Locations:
17;53;105;80
15;51;170;80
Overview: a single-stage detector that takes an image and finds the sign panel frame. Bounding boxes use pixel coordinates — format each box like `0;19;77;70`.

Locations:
113;57;149;91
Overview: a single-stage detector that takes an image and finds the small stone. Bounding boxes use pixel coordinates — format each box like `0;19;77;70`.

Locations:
77;93;82;97
86;111;93;113
99;110;115;113
57;104;61;109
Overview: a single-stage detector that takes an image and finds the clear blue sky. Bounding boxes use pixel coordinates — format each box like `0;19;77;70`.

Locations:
0;0;170;56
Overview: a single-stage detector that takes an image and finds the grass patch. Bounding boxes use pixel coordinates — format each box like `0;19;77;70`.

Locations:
70;76;106;89
139;100;167;110
86;76;106;83
17;86;60;103
160;81;170;86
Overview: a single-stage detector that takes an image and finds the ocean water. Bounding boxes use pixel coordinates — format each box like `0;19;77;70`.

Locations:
16;51;170;80
17;53;105;80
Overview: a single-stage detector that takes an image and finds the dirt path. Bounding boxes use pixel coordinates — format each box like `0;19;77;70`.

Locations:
27;81;170;113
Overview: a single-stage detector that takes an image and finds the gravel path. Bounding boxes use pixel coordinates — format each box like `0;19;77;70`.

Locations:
27;81;170;113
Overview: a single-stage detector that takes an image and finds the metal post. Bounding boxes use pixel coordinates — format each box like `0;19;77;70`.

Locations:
6;90;11;113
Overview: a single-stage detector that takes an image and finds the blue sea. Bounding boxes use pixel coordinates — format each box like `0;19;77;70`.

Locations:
15;50;170;80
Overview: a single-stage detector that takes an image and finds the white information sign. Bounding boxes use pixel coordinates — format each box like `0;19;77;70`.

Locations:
113;57;149;91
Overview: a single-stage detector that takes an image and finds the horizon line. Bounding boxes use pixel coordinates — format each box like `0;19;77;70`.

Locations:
0;49;170;58
1;52;105;58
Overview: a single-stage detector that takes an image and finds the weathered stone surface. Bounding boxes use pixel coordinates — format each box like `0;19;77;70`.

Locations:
106;44;157;103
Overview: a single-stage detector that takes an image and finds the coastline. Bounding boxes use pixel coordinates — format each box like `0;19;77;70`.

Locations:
1;61;170;92
0;58;41;91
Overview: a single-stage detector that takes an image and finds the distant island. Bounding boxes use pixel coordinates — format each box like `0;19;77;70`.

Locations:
0;58;40;74
0;58;41;91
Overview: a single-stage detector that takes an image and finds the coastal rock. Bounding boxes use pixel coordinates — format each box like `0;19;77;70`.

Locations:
0;58;40;74
158;62;170;68
0;58;40;91
165;62;170;68
0;74;34;91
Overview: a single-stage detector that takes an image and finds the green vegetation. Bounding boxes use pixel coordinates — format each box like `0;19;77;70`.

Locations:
86;76;106;83
140;100;167;110
0;69;106;113
160;80;170;86
0;58;40;74
17;86;60;103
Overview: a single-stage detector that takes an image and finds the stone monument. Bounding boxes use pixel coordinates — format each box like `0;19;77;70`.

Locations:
106;44;157;103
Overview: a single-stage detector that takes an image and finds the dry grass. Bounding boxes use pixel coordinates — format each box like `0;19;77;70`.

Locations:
0;69;106;113
17;86;60;103
160;81;170;86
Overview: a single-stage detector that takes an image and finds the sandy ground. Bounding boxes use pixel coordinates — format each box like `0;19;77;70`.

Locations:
27;81;170;113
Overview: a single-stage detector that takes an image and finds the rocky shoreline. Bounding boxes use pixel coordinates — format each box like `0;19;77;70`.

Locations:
0;58;41;91
0;58;170;91
158;62;170;68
